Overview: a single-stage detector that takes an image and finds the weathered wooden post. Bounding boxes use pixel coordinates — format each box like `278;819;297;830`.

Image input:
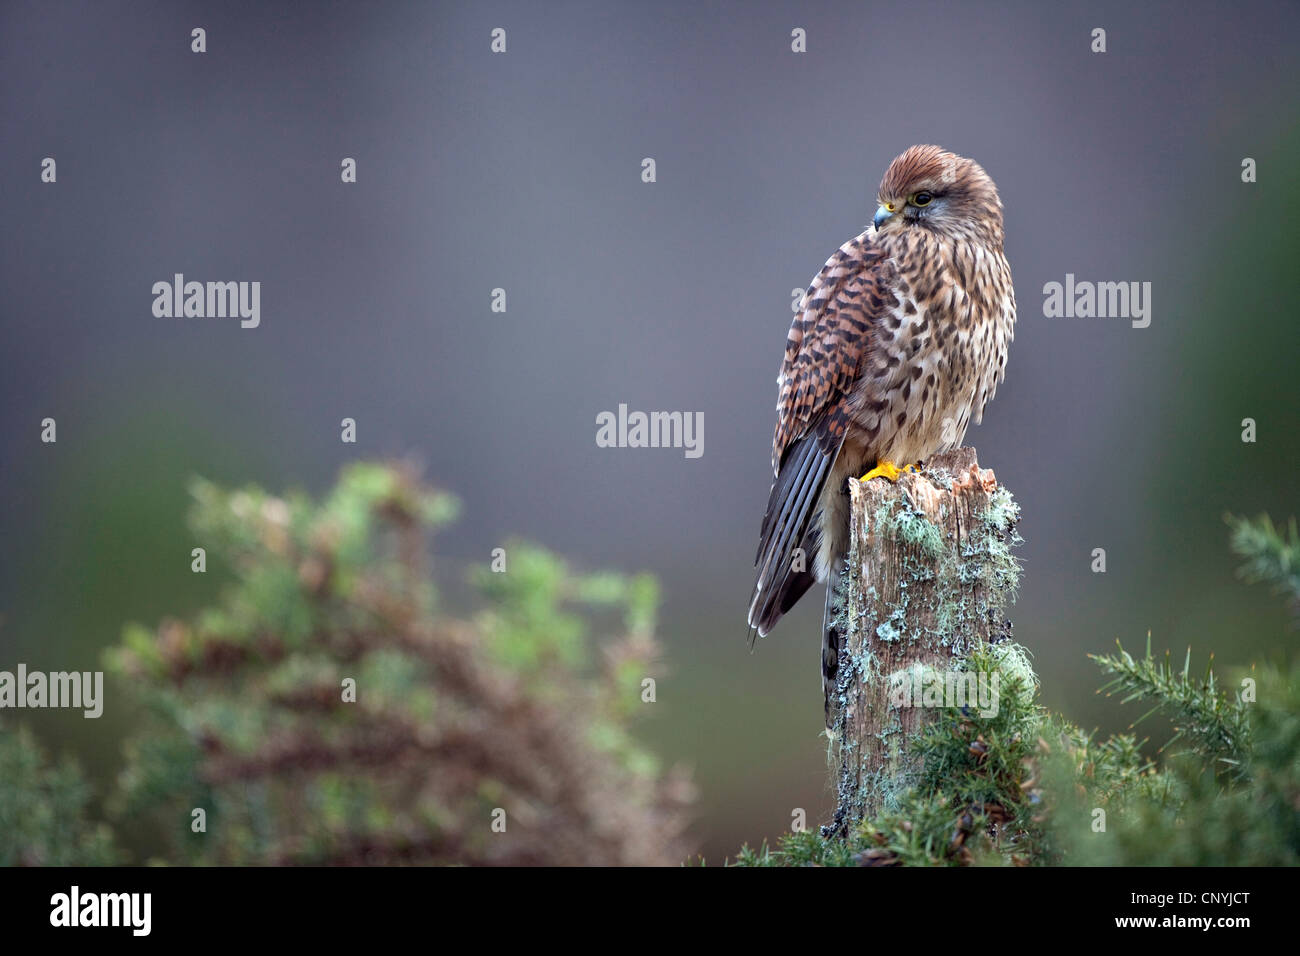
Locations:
826;446;1022;834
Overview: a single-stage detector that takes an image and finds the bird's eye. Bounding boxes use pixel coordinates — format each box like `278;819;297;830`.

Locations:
912;192;933;207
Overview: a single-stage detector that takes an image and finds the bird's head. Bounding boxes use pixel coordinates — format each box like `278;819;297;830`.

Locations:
871;145;1003;245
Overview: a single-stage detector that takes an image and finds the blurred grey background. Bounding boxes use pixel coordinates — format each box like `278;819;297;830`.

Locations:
2;0;1297;862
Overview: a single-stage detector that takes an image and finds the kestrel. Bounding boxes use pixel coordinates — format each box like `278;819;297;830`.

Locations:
748;145;1016;728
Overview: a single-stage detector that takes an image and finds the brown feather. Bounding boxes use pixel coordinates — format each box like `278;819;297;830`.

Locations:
750;145;1016;728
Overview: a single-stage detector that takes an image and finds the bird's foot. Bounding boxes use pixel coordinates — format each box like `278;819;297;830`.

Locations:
859;459;919;483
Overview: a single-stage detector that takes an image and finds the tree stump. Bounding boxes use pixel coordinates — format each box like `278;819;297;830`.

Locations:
826;446;1022;835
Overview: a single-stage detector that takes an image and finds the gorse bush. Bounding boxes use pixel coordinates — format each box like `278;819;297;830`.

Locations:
31;462;692;865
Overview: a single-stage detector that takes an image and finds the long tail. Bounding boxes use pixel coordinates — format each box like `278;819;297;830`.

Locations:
749;430;843;638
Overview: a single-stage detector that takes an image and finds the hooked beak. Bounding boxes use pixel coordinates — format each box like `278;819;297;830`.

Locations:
873;204;894;230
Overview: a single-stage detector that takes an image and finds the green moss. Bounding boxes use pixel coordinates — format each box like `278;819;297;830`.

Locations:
859;485;1022;656
873;500;946;561
829;478;1029;825
980;641;1038;713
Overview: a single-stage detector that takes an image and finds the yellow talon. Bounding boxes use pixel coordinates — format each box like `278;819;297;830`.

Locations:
859;460;919;483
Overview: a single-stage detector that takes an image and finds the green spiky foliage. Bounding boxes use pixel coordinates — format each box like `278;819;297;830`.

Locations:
0;723;117;866
732;512;1300;867
1090;637;1250;779
1227;512;1300;617
102;463;691;865
1047;658;1298;867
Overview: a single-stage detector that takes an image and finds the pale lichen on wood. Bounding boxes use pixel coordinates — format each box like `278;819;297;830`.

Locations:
827;446;1023;834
